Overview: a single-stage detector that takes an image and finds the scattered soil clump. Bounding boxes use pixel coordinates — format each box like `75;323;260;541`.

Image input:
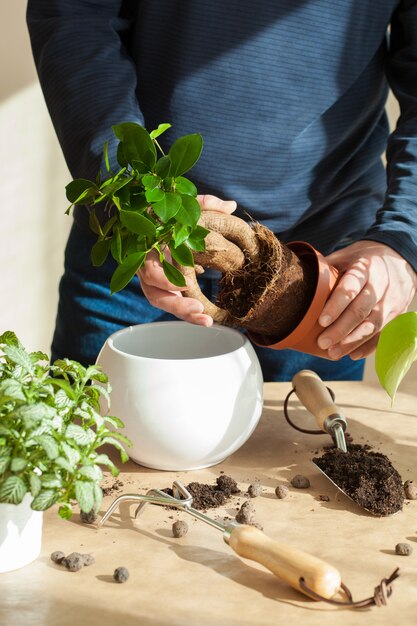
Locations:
164;475;239;511
172;520;189;538
403;480;417;500
80;509;98;524
395;543;412;556
51;550;95;571
235;501;263;529
313;444;404;516
102;479;124;496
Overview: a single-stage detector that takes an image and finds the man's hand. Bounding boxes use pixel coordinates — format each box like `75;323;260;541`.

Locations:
137;195;236;325
317;240;417;360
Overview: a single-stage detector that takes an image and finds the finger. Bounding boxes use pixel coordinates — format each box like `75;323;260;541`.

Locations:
318;259;371;328
139;282;212;325
197;194;237;214
349;335;380;360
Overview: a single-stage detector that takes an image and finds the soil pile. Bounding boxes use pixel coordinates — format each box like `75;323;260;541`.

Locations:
313;444;404;516
163;475;240;511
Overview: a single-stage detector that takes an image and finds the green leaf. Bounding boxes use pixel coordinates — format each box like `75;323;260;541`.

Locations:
142;174;161;190
103;140;111;173
150;123;172;140
102;415;125;429
0;331;19;347
37;435;59;460
120;210;156;238
75;480;95;513
29;473;42;497
66;179;98;204
187;225;210;252
168;133;203;177
155;155;171;178
112;122;156;169
375;312;417;401
176;195;201;227
79;465;103;481
145;187;165;203
152;192;182;222
54;456;72;472
175;176;197;196
99;437;129;463
173;223;191;248
0;452;11;474
89;209;103;236
162;259;187;288
91;239;111;267
131;159;149;174
58;503;73;520
0;475;27;504
61;442;81;467
117;142;128;167
10;458;27;472
129;192;148;211
0;379;25;402
49;377;77;401
66;424;96;447
31;489;60;511
170;243;194;267
110;252;146;294
110;229;123;264
3;344;34;374
93;483;103;511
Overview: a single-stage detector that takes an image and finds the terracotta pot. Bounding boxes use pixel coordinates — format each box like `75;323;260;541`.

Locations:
248;241;341;358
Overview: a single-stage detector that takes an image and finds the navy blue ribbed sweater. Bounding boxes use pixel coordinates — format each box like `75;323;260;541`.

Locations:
27;1;417;270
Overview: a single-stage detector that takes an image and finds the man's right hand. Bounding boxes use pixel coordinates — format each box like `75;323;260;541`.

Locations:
137;194;237;325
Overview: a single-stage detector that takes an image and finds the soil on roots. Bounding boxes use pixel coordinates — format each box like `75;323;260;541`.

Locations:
216;225;316;338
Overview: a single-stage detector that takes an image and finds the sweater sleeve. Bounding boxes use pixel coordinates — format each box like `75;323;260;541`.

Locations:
364;0;417;272
26;0;143;181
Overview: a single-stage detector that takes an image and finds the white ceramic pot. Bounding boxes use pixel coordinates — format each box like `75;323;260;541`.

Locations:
97;322;263;470
0;494;43;573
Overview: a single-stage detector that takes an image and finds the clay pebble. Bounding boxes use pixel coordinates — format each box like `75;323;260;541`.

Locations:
113;566;130;583
395;543;413;556
291;474;310;489
248;483;262;498
404;480;417;500
275;485;289;499
172;520;189;538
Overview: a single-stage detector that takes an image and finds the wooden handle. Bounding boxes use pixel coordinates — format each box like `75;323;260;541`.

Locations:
227;525;341;599
292;369;343;432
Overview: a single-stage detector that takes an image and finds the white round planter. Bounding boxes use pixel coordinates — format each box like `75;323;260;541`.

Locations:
0;494;43;573
97;322;264;470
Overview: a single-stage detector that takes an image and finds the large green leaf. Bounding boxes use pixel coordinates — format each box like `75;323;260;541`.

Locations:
120;210;156;238
0;475;27;504
112;122;156;169
168;134;203;177
170;243;194;268
176;195;201;227
31;489;60;511
66;179;98;204
91;239;111;267
375;312;417;401
152;192;182;222
110;252;146;293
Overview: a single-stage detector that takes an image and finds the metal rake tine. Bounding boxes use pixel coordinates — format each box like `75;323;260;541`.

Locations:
134;481;193;519
99;492;180;528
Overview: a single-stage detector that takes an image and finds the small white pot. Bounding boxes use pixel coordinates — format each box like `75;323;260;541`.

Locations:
97;322;264;470
0;494;43;573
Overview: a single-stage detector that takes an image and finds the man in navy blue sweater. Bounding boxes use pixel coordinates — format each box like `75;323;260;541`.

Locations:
27;1;417;381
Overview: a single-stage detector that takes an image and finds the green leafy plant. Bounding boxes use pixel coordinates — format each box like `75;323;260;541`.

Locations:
65;122;209;293
0;331;131;519
375;311;417;401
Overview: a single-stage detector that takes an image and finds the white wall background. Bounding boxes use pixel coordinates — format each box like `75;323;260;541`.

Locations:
0;2;414;384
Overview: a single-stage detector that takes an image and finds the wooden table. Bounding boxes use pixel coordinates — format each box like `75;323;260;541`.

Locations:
1;381;417;625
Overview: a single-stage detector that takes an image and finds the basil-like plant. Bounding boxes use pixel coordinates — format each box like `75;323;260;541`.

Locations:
0;331;131;519
65;122;209;293
375;311;417;401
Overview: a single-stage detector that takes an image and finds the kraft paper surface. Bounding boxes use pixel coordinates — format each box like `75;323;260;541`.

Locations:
1;381;416;626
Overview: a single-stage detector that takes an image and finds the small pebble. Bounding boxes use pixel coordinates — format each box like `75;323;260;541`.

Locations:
291;474;310;489
172;520;189;538
236;501;256;524
248;483;262;498
62;552;85;572
81;553;95;566
275;485;289;499
113;566;130;583
80;509;98;524
50;550;65;564
404;480;417;500
319;495;330;502
395;543;413;556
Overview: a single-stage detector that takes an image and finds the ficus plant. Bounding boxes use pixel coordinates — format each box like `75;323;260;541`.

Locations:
0;331;131;519
375;311;417;402
65;122;209;293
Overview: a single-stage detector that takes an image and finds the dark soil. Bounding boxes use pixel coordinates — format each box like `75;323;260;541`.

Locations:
313;444;404;516
163;475;240;511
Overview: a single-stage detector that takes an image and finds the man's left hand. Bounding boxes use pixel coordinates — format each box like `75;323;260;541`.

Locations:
317;240;417;360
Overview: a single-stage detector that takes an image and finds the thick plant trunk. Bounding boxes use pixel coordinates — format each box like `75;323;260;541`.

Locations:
178;211;316;340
